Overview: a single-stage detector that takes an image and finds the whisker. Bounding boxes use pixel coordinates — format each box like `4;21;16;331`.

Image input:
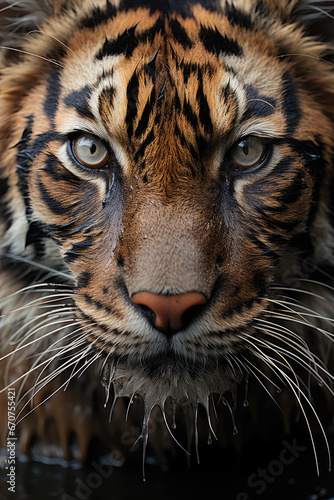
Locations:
0;46;65;68
0;322;83;395
241;338;331;474
4;253;72;279
0;293;75;319
0;282;72;303
241;358;283;408
26;30;75;55
1;314;76;363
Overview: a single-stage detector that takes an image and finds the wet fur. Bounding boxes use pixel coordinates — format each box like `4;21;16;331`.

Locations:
0;0;334;466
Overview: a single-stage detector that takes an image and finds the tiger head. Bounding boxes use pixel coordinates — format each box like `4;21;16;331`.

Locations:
0;0;334;455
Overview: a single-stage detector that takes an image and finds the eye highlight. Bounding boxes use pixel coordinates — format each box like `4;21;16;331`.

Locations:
229;135;270;171
70;133;110;169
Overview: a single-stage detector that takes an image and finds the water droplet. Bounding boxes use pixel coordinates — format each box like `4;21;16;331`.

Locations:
243;400;249;408
208;432;212;446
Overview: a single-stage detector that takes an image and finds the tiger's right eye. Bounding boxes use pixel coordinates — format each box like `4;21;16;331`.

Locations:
229;135;268;171
71;133;109;169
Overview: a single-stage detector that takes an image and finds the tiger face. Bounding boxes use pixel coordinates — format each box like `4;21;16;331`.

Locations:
0;0;333;461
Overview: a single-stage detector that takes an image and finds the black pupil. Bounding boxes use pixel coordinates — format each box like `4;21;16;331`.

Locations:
241;141;249;156
90;143;97;155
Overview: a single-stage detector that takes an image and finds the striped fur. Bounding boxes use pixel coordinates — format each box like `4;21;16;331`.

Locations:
0;0;333;464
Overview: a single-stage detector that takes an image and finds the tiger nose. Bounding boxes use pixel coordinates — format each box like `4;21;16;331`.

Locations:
131;292;207;335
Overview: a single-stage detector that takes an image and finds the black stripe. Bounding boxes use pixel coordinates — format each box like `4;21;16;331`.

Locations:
272;156;294;176
44;69;62;125
196;68;213;134
117;254;125;268
267;233;290;246
126;72;140;138
189;143;199;162
241;84;276;121
42;153;79;183
137;16;165;44
247;231;279;262
0;176;12;231
221;81;233;104
225;297;259;319
282;73;301;135
255;0;269;17
80;3;116;29
199;26;242;57
286;138;322;164
98;86;116;112
30;131;63;158
182;63;194;84
226;4;254;29
145;49;158;78
64;238;93;263
16;115;34;217
257;208;300;232
173;88;181;111
64;250;81;263
183;99;198;129
77;271;92;289
47;220;78;237
96;16;165;61
277;170;306;205
170;18;192;48
174;122;186;146
96;26;138;60
0;175;9;198
25;221;47;258
63;85;95;120
133;129;155;163
135;89;154;137
83;293;112;314
38;181;78;215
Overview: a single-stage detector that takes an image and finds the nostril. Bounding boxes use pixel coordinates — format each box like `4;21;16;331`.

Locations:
131;291;207;335
134;302;156;324
181;302;206;330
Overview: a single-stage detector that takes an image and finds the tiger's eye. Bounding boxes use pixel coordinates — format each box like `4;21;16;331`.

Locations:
72;133;109;168
230;136;267;170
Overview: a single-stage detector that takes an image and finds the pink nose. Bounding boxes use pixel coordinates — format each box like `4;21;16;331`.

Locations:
131;292;207;332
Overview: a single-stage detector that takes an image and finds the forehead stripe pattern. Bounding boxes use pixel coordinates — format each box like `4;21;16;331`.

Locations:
63;86;95;121
225;4;255;29
44;69;62;125
199;26;243;57
282;73;302;135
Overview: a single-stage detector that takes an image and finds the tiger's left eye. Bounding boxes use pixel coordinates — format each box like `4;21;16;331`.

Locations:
229;135;268;170
71;133;109;168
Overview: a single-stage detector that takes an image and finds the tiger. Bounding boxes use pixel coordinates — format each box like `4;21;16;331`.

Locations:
0;0;333;471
